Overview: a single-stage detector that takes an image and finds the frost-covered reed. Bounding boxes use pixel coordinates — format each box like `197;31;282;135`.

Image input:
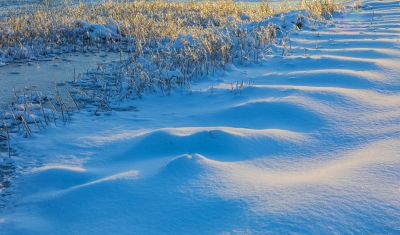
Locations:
0;0;342;62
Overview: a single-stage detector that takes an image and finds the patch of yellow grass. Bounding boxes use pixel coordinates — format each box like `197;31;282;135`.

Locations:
0;0;342;51
301;0;344;18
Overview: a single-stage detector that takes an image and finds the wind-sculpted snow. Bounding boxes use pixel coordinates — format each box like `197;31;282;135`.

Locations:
1;1;400;234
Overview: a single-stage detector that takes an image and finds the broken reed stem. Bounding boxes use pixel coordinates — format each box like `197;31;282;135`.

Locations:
68;90;80;111
2;120;11;158
20;115;32;137
39;100;49;126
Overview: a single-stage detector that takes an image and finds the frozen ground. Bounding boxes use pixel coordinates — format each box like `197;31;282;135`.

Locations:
1;0;400;234
0;52;120;108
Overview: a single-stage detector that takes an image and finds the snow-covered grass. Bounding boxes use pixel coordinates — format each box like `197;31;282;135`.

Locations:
0;0;342;62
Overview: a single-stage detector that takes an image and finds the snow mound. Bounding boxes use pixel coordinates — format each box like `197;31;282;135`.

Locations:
73;20;120;41
161;154;210;177
198;100;324;131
